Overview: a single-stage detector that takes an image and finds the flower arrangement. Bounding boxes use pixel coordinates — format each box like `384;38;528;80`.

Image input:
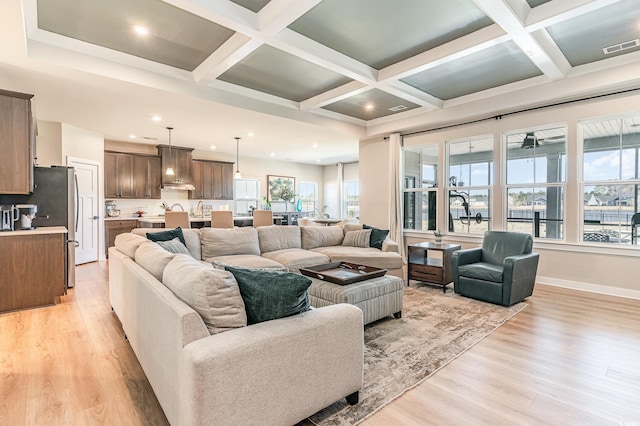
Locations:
434;229;445;242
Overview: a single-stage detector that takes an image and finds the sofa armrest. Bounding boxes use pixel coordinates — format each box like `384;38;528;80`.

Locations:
451;247;482;293
180;304;364;426
381;238;399;253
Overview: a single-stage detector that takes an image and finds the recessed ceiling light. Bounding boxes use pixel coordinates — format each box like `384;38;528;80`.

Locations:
270;152;275;157
247;132;254;137
210;145;216;150
133;25;149;36
151;115;161;122
129;134;136;139
365;103;374;111
316;159;321;163
312;143;318;148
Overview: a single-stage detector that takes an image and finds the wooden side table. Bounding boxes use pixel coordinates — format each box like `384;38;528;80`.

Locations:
407;242;461;292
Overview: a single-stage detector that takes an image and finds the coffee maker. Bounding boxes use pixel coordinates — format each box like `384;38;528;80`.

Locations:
106;200;120;217
16;204;38;230
1;205;19;231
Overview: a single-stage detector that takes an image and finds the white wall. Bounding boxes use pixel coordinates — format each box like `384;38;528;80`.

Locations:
360;92;640;298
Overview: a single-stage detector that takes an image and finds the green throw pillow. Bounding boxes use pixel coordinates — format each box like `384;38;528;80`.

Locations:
363;224;389;250
225;266;311;325
147;227;186;247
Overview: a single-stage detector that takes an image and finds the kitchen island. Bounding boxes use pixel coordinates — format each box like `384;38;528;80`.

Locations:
0;226;67;313
136;215;283;228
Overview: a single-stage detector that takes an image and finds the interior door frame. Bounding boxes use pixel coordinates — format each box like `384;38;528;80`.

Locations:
67;156;104;261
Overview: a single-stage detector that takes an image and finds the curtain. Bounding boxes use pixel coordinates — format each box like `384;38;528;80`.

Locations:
337;162;344;219
388;133;406;261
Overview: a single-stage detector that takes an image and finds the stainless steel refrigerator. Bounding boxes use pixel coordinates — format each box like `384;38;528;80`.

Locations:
0;166;77;288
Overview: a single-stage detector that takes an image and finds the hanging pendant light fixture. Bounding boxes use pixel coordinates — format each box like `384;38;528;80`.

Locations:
234;137;242;179
165;127;175;176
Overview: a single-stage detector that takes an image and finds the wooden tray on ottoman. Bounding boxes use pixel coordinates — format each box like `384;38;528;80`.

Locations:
299;262;387;285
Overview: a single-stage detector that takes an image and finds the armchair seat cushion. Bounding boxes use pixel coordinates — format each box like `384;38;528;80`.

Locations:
458;262;503;283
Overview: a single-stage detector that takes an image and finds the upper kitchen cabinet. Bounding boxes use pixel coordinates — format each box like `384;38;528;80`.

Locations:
104;151;134;198
214;162;234;200
0;89;35;194
133;154;161;199
190;160;234;200
157;145;194;190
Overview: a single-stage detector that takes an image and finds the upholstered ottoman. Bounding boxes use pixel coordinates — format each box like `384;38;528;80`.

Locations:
308;275;404;325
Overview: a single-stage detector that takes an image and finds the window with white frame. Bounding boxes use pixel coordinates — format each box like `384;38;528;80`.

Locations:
298;182;317;215
343;181;360;219
581;113;640;245
234;178;260;215
403;144;438;231
447;136;493;235
505;126;566;240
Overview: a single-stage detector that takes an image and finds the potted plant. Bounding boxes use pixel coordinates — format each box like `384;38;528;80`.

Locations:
262;196;271;210
433;229;445;243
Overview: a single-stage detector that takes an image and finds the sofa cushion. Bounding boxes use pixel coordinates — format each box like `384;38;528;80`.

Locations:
114;232;147;258
133;228;202;260
301;226;344;250
200;227;260;259
156;237;191;254
261;249;330;273
343;223;363;234
311;246;403;270
225;266;311;325
362;224;389;250
163;254;247;335
209;254;286;270
146;227;187;246
458;262;504;283
135;241;176;281
342;229;371;248
257;225;302;253
211;259;288;272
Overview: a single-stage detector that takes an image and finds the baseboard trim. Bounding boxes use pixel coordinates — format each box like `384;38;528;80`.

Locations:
537;275;640;300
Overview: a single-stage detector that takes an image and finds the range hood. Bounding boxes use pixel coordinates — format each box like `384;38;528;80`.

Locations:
157;144;195;191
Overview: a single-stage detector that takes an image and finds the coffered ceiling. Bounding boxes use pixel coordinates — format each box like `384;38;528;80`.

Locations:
1;0;640;164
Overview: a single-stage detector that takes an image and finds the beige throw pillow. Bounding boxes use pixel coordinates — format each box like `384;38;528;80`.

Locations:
163;254;247;335
342;229;372;248
301;226;344;249
114;233;148;258
134;241;176;281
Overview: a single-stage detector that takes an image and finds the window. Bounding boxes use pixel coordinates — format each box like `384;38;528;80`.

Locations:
343;181;360;219
447;136;493;235
581;114;640;245
403;144;438;231
234;178;260;215
298;182;317;214
505;126;566;240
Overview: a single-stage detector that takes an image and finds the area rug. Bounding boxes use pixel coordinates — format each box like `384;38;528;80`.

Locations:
308;283;526;426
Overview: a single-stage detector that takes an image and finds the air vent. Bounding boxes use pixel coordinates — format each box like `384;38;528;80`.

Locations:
142;136;158;140
603;39;639;55
388;105;408;112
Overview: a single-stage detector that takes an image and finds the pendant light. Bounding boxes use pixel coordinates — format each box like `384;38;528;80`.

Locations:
165;127;175;176
234;137;242;179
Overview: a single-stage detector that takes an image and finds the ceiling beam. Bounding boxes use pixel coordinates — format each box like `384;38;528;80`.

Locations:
300;81;369;111
472;0;568;80
526;0;625;31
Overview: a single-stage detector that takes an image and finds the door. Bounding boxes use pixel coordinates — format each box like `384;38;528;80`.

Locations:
68;157;100;264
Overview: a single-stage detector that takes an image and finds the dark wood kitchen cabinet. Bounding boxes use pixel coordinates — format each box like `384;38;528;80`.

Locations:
0;229;66;313
105;219;139;257
213;162;234;200
157;145;193;188
0;89;35;194
189;160;234;200
133;154;161;199
105;151;134;198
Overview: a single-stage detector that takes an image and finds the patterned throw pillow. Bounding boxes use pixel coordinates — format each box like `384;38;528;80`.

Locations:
225;266;311;325
342;229;372;248
156;237;190;254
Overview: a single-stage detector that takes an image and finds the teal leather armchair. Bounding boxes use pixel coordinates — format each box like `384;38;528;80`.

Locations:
452;231;539;306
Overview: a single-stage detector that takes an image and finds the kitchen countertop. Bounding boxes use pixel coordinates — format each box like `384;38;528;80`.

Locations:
136;216;271;224
0;226;68;236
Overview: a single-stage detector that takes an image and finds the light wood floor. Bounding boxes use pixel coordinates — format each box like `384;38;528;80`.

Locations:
1;262;639;425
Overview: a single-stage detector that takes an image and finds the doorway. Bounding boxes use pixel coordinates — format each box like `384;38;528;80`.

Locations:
68;157;100;264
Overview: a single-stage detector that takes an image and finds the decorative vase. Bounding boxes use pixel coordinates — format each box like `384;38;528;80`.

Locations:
435;237;442;243
296;199;302;212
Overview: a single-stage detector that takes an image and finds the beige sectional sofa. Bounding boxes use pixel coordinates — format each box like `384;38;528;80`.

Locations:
109;228;365;426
